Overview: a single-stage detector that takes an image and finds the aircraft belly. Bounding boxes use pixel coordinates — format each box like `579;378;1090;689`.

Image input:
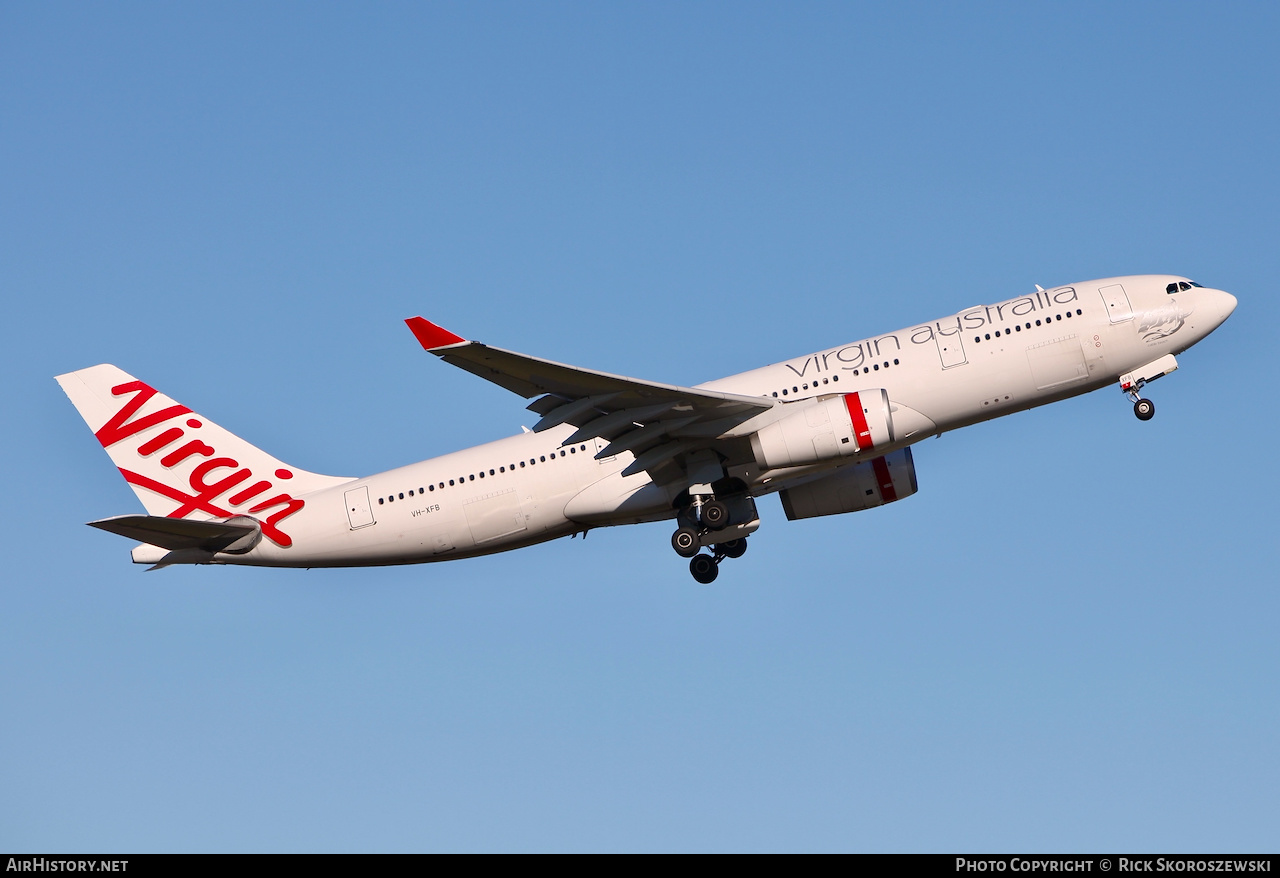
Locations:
564;471;673;525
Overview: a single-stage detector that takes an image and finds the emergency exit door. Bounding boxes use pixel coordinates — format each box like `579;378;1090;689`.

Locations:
344;485;376;529
1099;284;1133;323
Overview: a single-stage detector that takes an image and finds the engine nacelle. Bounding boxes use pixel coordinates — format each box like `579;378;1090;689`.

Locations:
751;390;894;469
779;447;918;521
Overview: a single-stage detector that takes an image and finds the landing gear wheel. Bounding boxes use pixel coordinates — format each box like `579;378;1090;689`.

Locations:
1134;398;1155;421
718;538;747;559
701;500;730;530
671;526;701;558
689;553;719;584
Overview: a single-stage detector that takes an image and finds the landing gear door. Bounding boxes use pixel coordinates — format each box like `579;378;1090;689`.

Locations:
1100;284;1133;323
344;485;376;530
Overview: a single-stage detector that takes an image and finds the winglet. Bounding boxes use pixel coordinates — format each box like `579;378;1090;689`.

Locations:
405;317;467;350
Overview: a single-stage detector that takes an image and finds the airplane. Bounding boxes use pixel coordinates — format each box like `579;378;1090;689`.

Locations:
57;275;1236;583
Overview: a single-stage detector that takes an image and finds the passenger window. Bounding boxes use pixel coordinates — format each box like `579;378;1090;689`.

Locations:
378;498;384;505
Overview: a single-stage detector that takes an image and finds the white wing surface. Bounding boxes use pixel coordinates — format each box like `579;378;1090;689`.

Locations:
405;317;777;477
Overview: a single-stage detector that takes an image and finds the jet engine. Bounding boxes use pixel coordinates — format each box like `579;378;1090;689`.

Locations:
750;390;894;469
779;447;918;520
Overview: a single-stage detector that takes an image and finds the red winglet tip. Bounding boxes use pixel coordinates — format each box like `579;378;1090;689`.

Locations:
405;317;467;350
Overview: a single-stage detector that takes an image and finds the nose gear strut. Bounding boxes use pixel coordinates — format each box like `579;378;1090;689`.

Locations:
1118;354;1178;421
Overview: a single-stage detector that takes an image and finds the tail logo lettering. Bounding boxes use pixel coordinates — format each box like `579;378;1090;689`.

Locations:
98;381;304;548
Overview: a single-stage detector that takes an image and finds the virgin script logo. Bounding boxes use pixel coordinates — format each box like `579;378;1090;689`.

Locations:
95;380;304;548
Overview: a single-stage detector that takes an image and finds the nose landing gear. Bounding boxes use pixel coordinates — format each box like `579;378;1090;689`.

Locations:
1118;354;1178;422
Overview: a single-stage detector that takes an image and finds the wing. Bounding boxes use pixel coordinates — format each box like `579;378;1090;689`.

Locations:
405;317;777;478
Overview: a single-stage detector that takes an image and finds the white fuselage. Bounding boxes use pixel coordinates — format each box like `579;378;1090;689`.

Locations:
220;275;1236;567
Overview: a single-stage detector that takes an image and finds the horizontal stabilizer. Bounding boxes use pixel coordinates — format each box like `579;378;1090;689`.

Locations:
88;514;262;554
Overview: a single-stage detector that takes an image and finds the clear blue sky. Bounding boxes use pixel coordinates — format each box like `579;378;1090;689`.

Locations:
3;1;1278;852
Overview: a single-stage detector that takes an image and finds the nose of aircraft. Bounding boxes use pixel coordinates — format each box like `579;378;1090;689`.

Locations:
1213;289;1238;325
1220;290;1238;319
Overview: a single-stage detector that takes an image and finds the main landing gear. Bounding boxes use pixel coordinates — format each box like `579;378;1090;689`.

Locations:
688;539;748;584
671;494;731;558
670;492;755;583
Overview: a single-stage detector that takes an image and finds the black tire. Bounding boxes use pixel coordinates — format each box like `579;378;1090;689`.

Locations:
719;538;747;559
701;500;730;530
689;553;719;584
1134;398;1155;421
671;526;701;558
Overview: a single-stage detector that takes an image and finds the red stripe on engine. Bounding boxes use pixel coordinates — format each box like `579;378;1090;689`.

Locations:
870;456;898;503
843;392;875;451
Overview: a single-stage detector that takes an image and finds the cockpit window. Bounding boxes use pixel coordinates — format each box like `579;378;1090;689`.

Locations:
1167;280;1205;294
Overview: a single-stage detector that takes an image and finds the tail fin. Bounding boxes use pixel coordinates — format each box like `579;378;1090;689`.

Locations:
56;364;351;548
